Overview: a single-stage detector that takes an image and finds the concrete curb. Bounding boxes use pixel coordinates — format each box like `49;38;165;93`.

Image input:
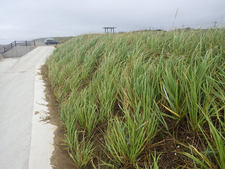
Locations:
29;65;57;169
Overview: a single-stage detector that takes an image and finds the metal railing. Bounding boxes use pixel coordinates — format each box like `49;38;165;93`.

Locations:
0;40;36;54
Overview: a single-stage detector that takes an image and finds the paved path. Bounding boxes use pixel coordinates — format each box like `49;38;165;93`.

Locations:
0;46;55;169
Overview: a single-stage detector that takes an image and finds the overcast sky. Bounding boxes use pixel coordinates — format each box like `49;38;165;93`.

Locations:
0;0;225;44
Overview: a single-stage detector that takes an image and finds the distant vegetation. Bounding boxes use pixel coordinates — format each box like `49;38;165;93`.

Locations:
35;36;74;44
46;28;225;168
53;36;75;43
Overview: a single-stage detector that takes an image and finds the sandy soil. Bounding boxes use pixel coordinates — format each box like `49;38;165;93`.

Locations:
40;65;75;169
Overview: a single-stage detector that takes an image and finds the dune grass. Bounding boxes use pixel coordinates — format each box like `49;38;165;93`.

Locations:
46;28;225;168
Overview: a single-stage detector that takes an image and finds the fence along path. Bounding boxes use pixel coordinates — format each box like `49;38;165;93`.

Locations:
0;41;36;54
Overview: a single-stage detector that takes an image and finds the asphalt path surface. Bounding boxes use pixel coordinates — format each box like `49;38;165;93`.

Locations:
0;46;55;169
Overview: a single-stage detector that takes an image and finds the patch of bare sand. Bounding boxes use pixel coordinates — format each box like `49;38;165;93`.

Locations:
40;65;75;169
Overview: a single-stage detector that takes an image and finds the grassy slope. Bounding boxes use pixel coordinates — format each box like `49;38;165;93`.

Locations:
46;29;225;168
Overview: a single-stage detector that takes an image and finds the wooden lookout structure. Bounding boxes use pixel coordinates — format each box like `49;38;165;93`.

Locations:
103;27;116;33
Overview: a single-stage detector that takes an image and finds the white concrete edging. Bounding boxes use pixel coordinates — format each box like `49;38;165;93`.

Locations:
29;65;57;169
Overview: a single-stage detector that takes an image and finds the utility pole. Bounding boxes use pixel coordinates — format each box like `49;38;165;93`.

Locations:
213;21;217;29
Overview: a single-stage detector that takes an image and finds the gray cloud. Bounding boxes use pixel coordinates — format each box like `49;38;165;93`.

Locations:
0;0;224;43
